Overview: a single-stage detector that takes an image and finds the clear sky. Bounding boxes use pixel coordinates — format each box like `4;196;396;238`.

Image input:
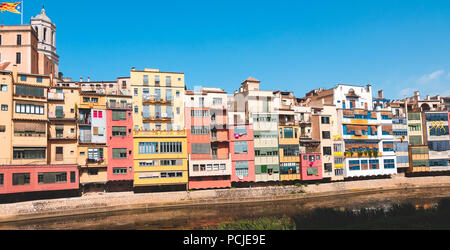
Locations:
2;0;450;99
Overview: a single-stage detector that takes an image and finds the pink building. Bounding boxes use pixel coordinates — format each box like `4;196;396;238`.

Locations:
185;89;232;190
106;98;134;189
0;165;78;195
300;153;323;180
229;124;255;183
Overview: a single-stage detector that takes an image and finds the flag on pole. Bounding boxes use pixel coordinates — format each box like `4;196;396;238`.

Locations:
0;2;21;14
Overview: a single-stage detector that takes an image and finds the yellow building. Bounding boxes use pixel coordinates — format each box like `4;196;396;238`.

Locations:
277;92;301;181
47;82;79;166
130;68;188;191
12;69;51;166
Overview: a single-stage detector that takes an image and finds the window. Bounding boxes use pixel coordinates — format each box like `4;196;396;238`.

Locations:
166;76;171;85
134;88;138;96
160;142;183;153
155;75;160;85
0;174;3;186
324;163;332;173
191;143;210;154
191;110;209;117
13;147;46;159
113;148;127;159
191;126;209;135
335;157;344;164
235;161;249;176
113;168;127;175
323;147;332;156
166;89;173;101
234;126;247;135
143;75;149;85
321;117;330;124
281;145;299;157
17;34;22;45
429;126;449;136
1;105;7;111
428;141;450;152
235;141;248;154
70;171;76;183
139;142;159;154
1;85;7;92
112;126;127;137
409;135;423;146
284;127;294;138
176;91;180;97
333;144;343;152
15;85;45;97
322;131;331;139
88;169;98;175
13;173;30;185
349;160;360;171
16;52;21;64
384;159;395;169
213;98;222;105
112;110;127;121
38;172;67;184
55;147;63;161
408;124;421;132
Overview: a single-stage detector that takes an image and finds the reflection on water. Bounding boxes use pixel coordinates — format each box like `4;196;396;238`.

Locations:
2;186;450;230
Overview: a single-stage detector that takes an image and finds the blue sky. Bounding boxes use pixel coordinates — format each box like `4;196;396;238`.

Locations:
3;0;450;99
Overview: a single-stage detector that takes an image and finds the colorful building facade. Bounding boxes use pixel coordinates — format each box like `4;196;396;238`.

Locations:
131;68;188;190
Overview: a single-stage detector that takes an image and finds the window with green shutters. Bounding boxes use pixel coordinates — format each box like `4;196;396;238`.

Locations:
15;85;45;97
408;112;421;121
55;106;64;118
113;148;127;159
409;135;423;146
112;126;127;137
112;110;127;121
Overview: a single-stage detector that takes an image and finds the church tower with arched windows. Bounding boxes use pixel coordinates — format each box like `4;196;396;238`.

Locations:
31;6;59;77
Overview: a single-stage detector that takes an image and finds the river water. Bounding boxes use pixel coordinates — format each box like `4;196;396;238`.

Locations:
2;186;450;230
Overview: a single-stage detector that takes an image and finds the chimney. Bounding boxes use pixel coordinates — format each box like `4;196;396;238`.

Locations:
426;95;430;100
88;77;90;82
378;90;384;99
366;84;372;92
80;77;83;82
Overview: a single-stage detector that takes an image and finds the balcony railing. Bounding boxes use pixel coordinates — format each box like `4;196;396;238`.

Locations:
50;134;77;140
107;102;132;110
142;95;172;104
79;135;92;143
78;117;92;125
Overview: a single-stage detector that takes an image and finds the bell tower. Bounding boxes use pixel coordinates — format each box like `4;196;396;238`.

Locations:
30;6;59;76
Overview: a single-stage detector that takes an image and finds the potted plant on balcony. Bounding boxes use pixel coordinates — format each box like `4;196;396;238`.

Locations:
357;151;364;158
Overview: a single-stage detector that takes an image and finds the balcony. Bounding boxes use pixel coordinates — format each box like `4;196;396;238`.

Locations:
50;134;77;140
79;134;92;143
142;114;173;123
107;102;132;110
48;92;65;101
49;112;77;121
134;129;187;137
78;117;92;126
142;95;172;105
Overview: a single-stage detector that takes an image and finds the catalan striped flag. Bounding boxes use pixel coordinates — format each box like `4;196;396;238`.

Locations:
0;2;21;14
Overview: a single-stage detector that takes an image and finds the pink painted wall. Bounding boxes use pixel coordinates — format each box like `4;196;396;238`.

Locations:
188;176;231;189
107;109;134;181
229;124;255;182
300;153;323;180
0;165;79;194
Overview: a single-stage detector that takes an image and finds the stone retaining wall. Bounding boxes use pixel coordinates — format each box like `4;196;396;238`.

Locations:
1;175;450;222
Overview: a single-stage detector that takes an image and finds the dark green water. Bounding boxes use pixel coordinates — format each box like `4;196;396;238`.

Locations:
2;186;450;230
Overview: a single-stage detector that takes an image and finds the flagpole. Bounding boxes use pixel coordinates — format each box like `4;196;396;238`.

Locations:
21;0;23;25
